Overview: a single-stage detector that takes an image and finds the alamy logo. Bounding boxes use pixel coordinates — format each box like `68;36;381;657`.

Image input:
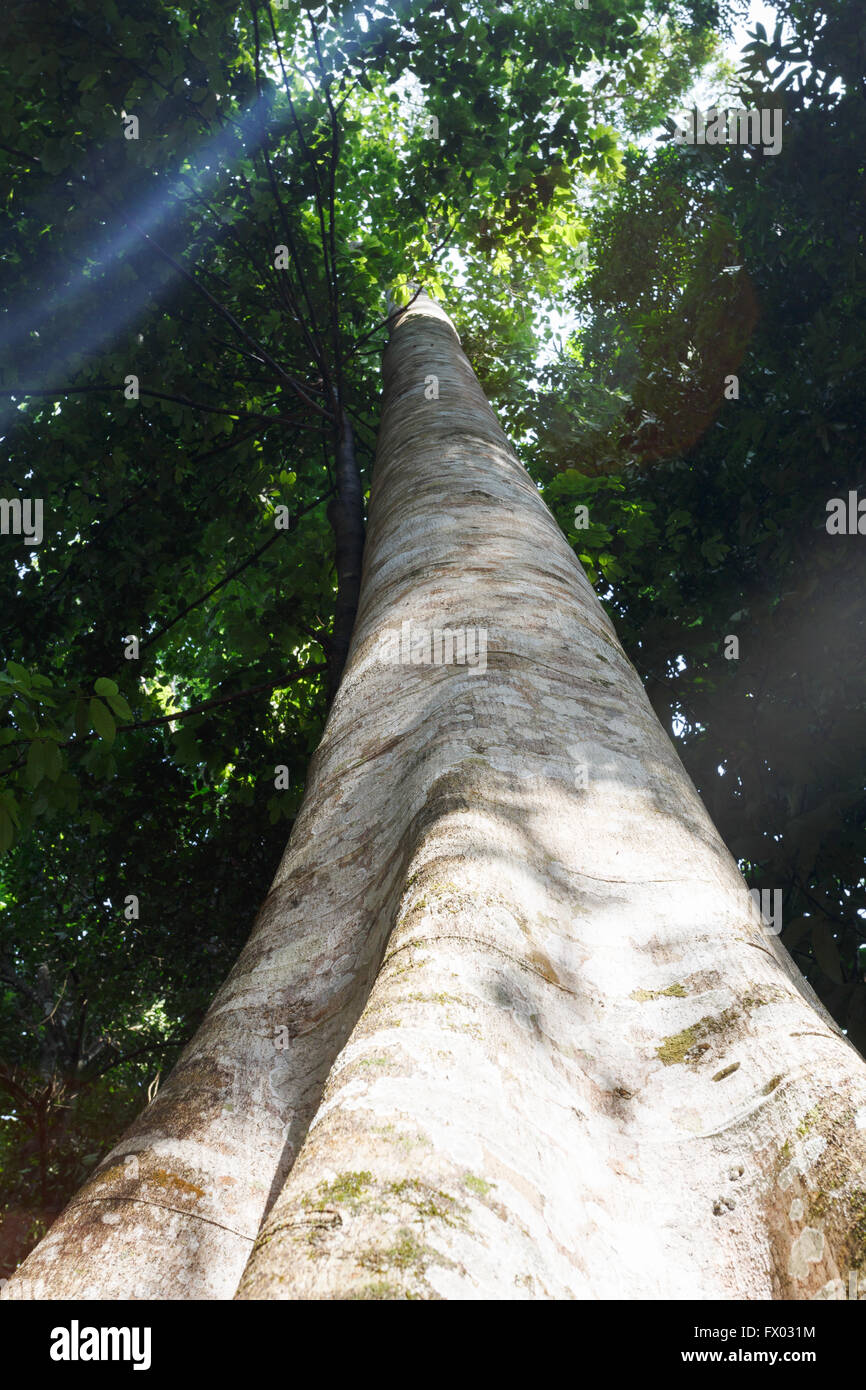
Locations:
826;492;866;534
749;887;782;936
0;497;43;545
381;619;487;673
50;1320;151;1371
673;107;783;156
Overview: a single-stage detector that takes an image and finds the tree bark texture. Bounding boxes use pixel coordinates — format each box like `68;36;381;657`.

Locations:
6;293;866;1301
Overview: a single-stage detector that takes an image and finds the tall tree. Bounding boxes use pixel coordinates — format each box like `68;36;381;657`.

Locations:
0;0;720;1272
7;293;866;1301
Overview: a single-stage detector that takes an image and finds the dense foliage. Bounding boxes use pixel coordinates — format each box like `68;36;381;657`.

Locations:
530;0;866;1051
2;0;863;1275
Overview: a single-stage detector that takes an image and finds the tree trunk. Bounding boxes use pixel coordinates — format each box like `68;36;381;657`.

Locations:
234;292;866;1300
6;292;866;1301
326;405;365;704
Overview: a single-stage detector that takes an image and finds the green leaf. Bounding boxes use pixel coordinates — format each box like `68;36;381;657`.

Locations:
6;662;31;687
74;697;89;740
106;693;133;721
25;739;45;786
90;697;116;745
43;741;62;781
94;677;119;697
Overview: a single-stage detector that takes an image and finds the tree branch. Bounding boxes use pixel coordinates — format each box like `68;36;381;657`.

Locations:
139;486;334;653
124;216;332;420
325;407;365;704
123;663;323;732
0;385;324;431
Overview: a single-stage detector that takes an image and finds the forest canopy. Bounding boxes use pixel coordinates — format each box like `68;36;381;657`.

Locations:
1;0;864;1279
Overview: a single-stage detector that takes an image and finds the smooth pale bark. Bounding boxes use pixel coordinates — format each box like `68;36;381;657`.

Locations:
0;903;333;1299
234;293;866;1300
1;724;410;1302
1;545;373;1297
7;293;866;1301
